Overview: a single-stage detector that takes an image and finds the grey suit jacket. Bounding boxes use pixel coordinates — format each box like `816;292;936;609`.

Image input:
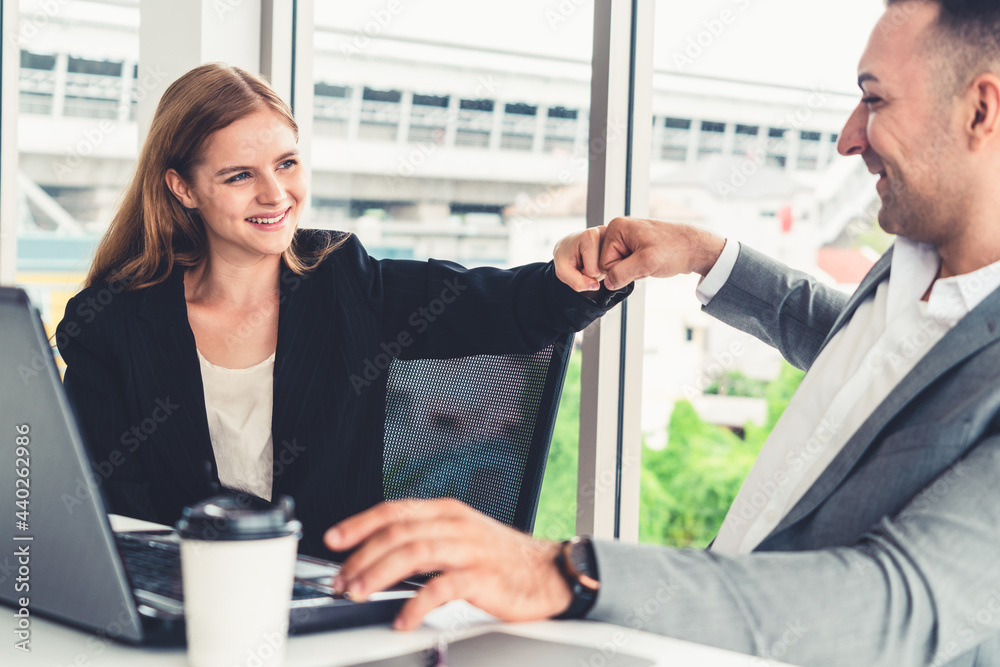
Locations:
587;244;1000;667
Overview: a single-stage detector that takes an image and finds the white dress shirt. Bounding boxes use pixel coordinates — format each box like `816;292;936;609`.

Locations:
697;237;1000;555
198;350;275;501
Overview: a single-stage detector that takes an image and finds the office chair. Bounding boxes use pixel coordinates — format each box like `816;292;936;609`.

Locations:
382;332;575;534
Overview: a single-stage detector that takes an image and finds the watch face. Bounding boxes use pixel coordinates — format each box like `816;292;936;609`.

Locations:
566;537;599;591
569;541;594;577
554;538;600;620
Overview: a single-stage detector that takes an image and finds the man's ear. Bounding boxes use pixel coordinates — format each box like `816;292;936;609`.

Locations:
165;169;198;209
966;72;1000;151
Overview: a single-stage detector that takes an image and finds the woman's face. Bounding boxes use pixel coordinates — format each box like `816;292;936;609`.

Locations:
167;109;305;265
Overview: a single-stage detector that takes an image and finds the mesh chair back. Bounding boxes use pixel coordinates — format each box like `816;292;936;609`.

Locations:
382;332;575;533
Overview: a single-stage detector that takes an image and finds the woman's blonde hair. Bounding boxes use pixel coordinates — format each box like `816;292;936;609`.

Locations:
86;63;343;289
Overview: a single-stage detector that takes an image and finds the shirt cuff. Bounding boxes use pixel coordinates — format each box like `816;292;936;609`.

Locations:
696;239;740;306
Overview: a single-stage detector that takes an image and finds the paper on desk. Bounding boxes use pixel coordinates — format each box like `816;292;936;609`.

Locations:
294;559;340;580
348;631;655;666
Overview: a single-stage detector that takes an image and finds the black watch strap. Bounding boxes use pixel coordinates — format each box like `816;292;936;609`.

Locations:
554;535;600;620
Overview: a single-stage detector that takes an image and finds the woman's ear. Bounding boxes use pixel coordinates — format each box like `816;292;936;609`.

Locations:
165;169;198;209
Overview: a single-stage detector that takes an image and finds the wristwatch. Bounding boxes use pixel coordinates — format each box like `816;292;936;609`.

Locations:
553;535;600;619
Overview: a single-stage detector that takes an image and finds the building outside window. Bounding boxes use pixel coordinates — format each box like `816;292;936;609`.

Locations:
641;0;887;547
4;0;891;544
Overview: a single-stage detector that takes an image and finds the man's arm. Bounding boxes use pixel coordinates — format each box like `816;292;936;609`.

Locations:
703;244;850;371
327;433;1000;666
553;218;726;290
588;435;1000;666
555;217;851;371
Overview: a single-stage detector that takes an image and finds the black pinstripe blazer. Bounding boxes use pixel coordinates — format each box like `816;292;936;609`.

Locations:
56;231;628;556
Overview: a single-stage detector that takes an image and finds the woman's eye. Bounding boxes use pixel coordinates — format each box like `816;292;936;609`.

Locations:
226;171;251;183
279;159;298;169
861;96;881;106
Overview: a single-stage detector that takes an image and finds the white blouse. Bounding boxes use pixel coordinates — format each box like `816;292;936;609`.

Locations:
197;350;275;501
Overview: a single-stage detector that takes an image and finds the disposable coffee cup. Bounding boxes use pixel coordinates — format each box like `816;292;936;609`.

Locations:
176;494;302;667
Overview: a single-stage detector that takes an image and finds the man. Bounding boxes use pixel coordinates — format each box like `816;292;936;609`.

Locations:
325;1;1000;664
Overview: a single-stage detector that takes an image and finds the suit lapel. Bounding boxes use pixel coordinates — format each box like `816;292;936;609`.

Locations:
136;265;190;327
770;280;1000;536
136;266;217;488
271;264;327;498
136;259;330;500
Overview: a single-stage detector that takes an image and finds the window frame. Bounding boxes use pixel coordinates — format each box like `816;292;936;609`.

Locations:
0;0;19;285
0;0;652;541
578;0;652;541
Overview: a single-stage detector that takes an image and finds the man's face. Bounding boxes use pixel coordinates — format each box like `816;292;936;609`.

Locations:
837;1;969;247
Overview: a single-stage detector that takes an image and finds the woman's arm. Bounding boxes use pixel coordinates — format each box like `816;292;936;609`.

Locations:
336;234;631;359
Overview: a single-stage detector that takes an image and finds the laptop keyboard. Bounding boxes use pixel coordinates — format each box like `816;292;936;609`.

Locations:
115;533;329;601
116;533;185;599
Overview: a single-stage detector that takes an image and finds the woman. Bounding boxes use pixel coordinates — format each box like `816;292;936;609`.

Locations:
56;63;628;556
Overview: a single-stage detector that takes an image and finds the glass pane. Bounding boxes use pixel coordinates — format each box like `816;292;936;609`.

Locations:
312;1;595;539
15;0;140;344
641;0;889;547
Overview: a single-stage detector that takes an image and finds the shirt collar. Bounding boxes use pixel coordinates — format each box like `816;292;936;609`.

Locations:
889;236;1000;322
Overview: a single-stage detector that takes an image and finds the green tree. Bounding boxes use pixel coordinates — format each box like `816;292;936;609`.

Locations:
704;370;767;398
642;362;805;547
533;354;806;548
639;400;754;545
533;351;582;541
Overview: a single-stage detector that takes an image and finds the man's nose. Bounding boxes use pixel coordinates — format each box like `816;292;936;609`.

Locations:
837;103;869;156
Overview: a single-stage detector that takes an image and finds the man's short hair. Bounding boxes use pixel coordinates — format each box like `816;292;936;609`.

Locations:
887;0;1000;97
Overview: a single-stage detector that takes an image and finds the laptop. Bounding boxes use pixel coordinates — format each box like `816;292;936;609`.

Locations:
0;286;417;645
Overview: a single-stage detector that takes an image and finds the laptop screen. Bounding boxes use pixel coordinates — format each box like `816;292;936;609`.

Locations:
0;287;146;643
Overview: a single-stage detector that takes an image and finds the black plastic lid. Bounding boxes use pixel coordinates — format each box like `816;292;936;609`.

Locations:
176;494;303;542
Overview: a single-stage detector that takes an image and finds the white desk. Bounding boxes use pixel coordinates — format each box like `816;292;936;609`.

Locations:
10;517;794;666
21;606;791;666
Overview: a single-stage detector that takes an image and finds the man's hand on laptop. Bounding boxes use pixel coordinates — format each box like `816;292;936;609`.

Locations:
325;498;573;630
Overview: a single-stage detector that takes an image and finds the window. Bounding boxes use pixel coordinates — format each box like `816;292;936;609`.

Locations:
827;132;840;165
500;102;538;152
733;124;759;157
13;0;140;331
311;0;597;539
455;98;495;148
19;49;56;115
696;120;726;158
543;106;579;153
766;127;788;168
314;83;351;137
660;116;691;161
797;130;823;170
358;87;403;141
407;93;450;144
643;0;881;546
1;0;886;543
63;57;126;120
